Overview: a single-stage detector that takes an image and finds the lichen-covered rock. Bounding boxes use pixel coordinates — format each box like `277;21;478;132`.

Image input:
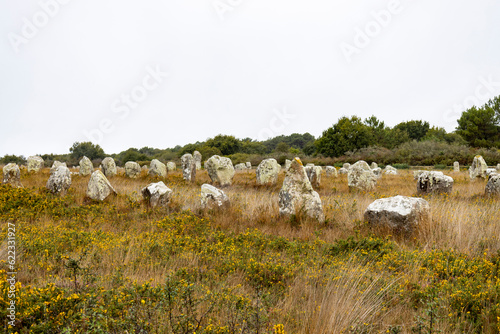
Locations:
370;162;378;169
234;163;247;170
364;195;430;233
338;167;348;175
2;163;22;187
125;161;141;178
372;167;382;179
343;163;351;170
326;166;337;177
204;155;235;187
305;165;322;187
166;162;176;172
486;174;500;196
51;161;67;174
181;154;196;182
284;159;292;171
384;165;398;175
27;156;44;173
486;168;497;177
348;161;377;191
306;163;315;168
200;184;229;209
417;171;454;194
101;157;117;177
142;165;148;172
278;158;324;222
413;170;426;180
246;162;252;169
86;170;117;201
256;159;281;185
79;156;93;176
469;155;488;179
149;159;167;178
453;161;460;172
142;181;172;207
46;166;71;195
194;151;202;170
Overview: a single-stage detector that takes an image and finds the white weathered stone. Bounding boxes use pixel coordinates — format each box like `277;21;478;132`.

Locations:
142;181;172;207
125;161;141;178
27;156;44;173
79;156;93;176
181;154;196;182
204;155;235;187
453;161;460;172
486;174;500;196
364;195;430;233
384;165;398;175
284;159;292;171
201;184;229;209
305;165;322;188
497;164;500;172
142;165;148;172
46;166;71;195
149;159;167;178
234;163;247;170
193;151;202;170
417;171;454;194
343;163;351;170
413;170;426;180
338;167;348;175
86;170;117;201
306;163;315;168
166;162;176;172
256;158;281;185
372;167;382;179
486;168;497;177
246;162;252;169
348;160;377;191
51;161;67;174
469;155;488;179
325;166;337;177
101;157;117;177
278;158;324;222
370;162;378;169
2;163;22;187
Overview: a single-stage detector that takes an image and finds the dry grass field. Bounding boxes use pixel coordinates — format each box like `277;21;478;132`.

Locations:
0;166;499;333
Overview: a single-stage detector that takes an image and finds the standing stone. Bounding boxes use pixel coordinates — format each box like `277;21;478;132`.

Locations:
256;158;281;185
364;196;430;233
246;162;252;169
142;165;148;173
469;155;488;179
306;163;315;168
234;163;247;170
343;163;351;170
348;161;377;191
79;156;94;176
417;171;454;194
46;166;71;195
284;159;292;171
486;168;497;177
486;174;500;196
51;161;67;174
166;162;176;172
101;157;117;177
125;161;141;178
204;155;235;187
497;164;500;172
201;184;229;209
142;181;173;207
193;151;202;170
384;165;398;175
338;167;348;175
149;159;167;178
2;163;22;187
372;167;382;179
453;161;460;172
413;170;426;180
86;170;117;201
27;156;44;173
278;158;324;222
370;162;378;169
326;166;337;177
181;154;196;182
305;165;322;188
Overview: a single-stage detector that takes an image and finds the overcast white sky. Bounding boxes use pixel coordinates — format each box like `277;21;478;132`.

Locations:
1;0;500;156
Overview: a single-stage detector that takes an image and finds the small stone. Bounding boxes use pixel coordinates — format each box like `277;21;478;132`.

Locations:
51;161;67;174
204;155;235;187
27;156;44;173
343;163;351;170
86;170;117;201
469;155;488;179
149;159;167;178
101;157;117;177
284;159;292;171
486;174;500;196
167;162;176;172
142;181;173;207
125;161;141;178
2;163;22;187
348;161;377;191
325;166;337;177
370;162;378;169
384;165;398;175
181;154;196;182
305;165;322;188
234;163;247;170
453;161;460;172
79;156;94;176
417;171;454;194
201;184;229;209
246;162;252;169
194;151;202;170
256;159;281;185
372;167;382;179
338;167;348;175
46;166;71;195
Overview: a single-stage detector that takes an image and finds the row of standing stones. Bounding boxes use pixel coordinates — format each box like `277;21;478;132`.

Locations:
2;154;500;233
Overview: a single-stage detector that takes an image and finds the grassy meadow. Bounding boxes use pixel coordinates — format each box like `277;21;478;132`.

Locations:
1;166;499;333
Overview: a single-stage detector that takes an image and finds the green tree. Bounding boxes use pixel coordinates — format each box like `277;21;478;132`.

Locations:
205;135;241;156
315;116;372;157
275;142;290;153
69;142;105;160
394;120;430;141
0;155;26;165
456;102;500;148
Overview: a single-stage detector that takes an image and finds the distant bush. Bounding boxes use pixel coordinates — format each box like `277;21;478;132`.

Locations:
434;164;447;170
392;163;409;169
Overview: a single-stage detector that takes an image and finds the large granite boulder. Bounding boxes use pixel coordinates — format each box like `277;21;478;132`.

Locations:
46;166;71;195
27;156;44;173
348;161;377;191
166;162;176;172
50;161;67;174
2;163;22;187
86;170;117;201
204;155;235;187
469;155;488;179
256;158;281;185
181;154;196;182
101;157;117;177
384;165;398;175
194;151;202;170
486;174;500;196
325;166;337;177
149;159;167;178
417;171;454;194
364;195;430;233
278;158;324;222
125;161;141;178
142;181;173;207
200;184;229;209
79;156;94;176
305;165;322;188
